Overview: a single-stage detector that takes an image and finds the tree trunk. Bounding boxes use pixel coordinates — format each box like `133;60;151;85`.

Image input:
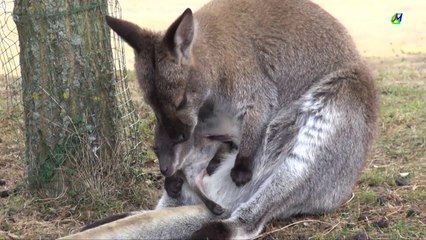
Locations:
13;0;121;197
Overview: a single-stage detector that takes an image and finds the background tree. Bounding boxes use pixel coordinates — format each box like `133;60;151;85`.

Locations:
13;0;135;198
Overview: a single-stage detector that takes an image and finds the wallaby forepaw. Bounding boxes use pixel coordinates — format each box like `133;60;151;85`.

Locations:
164;176;184;198
211;204;225;216
191;221;232;240
230;166;252;186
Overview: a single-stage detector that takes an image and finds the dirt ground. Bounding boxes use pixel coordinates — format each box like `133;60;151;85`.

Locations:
1;0;425;239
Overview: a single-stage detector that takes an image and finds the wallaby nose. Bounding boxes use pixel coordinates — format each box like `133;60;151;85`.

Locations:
160;166;175;177
160;166;169;175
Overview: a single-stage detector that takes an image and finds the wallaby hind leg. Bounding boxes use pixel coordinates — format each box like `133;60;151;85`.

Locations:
192;67;378;239
194;186;225;215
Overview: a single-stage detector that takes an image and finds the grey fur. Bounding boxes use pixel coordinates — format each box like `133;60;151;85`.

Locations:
156;66;377;239
170;97;245;215
104;0;378;239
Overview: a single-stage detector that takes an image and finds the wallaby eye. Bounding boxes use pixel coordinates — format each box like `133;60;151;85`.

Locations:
174;133;186;143
176;95;187;110
152;146;159;156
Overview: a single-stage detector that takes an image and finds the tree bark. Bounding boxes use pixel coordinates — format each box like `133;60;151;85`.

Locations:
13;0;120;197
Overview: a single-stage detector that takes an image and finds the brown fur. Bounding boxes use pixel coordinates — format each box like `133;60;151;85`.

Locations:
106;0;367;185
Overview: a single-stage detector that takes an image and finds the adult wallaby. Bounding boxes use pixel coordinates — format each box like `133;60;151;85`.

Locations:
65;69;378;238
99;0;378;239
106;2;280;187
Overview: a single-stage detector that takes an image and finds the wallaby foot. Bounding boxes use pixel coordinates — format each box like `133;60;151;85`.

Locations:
230;156;253;186
191;221;232;240
165;174;184;198
204;199;225;216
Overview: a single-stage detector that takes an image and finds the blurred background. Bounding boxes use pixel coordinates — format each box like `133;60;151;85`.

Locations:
121;0;426;68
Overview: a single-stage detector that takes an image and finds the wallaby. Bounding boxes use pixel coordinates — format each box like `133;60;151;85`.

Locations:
67;65;378;239
82;0;379;239
156;67;378;239
164;97;245;215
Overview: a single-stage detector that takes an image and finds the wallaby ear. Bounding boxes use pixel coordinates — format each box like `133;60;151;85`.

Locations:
105;16;156;53
207;135;240;151
163;8;195;63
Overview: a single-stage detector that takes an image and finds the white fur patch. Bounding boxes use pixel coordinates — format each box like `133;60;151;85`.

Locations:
284;93;340;179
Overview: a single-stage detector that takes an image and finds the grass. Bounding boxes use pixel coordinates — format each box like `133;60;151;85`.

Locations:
1;54;425;239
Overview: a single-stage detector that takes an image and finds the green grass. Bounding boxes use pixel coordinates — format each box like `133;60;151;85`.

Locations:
358;190;379;205
359;167;395;187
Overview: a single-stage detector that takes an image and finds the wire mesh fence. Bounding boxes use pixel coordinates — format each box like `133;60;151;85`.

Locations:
0;0;21;116
0;0;144;198
106;0;143;168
